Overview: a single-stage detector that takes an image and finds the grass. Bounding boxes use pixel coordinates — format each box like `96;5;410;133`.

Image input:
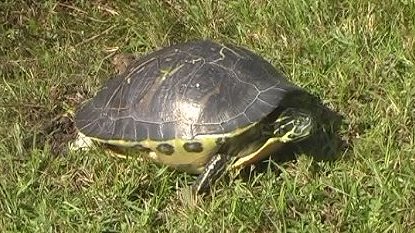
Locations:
1;0;414;232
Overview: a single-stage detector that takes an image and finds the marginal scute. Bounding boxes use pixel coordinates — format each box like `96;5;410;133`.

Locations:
183;142;204;153
114;117;135;140
156;143;175;155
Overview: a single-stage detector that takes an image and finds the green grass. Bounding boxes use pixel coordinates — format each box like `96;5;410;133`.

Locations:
1;0;415;232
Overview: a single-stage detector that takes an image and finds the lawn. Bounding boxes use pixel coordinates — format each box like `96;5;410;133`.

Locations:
1;0;414;232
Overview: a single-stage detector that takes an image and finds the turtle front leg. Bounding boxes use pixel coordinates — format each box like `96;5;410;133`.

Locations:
193;153;232;194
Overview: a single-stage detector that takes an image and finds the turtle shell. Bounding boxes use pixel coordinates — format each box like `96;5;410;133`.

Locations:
75;40;301;142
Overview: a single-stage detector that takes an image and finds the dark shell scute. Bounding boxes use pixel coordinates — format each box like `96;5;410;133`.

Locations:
76;110;116;140
193;123;223;136
133;121;150;141
146;122;164;140
159;122;178;139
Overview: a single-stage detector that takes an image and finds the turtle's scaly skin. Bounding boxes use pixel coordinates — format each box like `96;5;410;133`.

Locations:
75;40;313;193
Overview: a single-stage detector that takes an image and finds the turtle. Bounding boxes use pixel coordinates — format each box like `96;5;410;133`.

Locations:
74;40;315;194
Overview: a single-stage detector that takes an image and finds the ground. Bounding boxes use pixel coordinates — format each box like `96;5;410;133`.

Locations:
1;1;414;232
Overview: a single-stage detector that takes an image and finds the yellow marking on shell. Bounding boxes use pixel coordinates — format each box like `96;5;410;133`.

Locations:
90;135;221;174
144;137;219;174
82;123;258;174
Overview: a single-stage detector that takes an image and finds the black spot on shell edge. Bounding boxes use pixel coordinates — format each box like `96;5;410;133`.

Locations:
183;142;204;153
156;143;175;155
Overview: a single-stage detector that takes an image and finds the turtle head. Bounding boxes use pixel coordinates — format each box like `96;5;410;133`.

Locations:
272;108;314;143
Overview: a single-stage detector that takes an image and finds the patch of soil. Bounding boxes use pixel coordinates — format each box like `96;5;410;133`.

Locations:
25;83;88;155
43;113;78;155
